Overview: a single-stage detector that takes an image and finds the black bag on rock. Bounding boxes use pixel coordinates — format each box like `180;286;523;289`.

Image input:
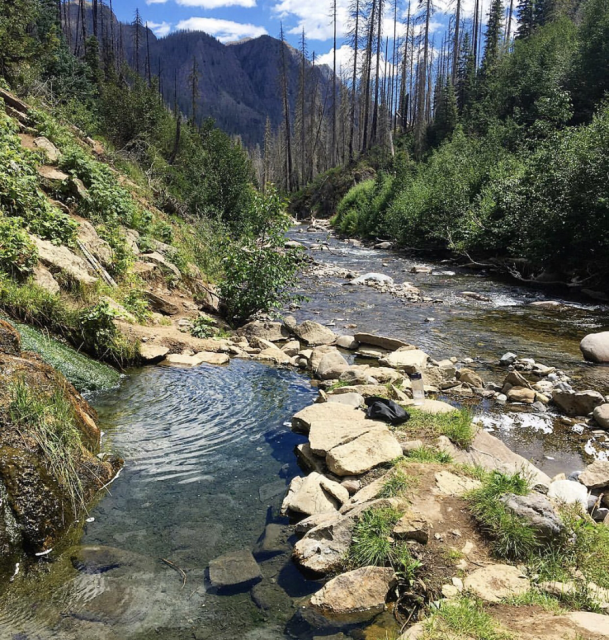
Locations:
364;396;410;425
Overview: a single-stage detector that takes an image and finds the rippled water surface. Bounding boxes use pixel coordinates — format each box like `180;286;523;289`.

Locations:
2;226;609;639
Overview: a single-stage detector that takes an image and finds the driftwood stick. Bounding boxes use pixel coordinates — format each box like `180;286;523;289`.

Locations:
161;557;187;588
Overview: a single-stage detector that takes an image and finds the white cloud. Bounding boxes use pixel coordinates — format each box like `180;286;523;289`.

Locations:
175;17;268;42
318;44;397;79
147;21;172;37
273;0;351;41
176;0;256;7
146;0;168;4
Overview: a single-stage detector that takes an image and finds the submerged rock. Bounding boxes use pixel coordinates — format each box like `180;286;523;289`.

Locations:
208;549;262;591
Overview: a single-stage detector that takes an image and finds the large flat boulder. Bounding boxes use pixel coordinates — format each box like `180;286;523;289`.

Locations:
281;472;349;516
593;404;609;429
548;479;588;510
75;217;113;266
291;403;366;434
140;344;170;363
437;430;551;491
354;333;411;352
32;264;61;295
552;389;605;416
309;420;374;456
463;564;530;603
293;320;336;346
208;550;261;591
379;348;429;373
145;291;180;316
32;236;97;286
580;332;609;363
310;566;397;620
326;428;403;476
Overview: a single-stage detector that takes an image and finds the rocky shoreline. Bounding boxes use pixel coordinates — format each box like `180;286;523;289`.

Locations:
151;312;609;637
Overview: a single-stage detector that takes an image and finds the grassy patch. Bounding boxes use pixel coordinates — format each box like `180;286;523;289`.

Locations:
422;597;513;640
379;467;418;498
505;589;564;613
398;407;476;448
9;379;85;511
406;446;453;464
468;471;539;560
349;507;422;581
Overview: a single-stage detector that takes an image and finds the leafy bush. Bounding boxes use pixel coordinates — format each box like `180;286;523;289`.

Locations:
190;315;217;339
0;215;38;276
219;187;302;324
334;179;376;235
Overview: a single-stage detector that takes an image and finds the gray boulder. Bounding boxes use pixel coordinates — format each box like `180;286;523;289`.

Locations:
316;351;349;380
499;493;564;540
593;404;609;429
552;389;605;416
580;332;609;363
579;460;609;490
354;333;410;351
294;321;336;346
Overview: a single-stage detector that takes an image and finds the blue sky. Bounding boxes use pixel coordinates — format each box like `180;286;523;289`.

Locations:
110;0;491;72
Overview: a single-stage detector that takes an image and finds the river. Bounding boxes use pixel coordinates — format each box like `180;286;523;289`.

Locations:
0;226;608;639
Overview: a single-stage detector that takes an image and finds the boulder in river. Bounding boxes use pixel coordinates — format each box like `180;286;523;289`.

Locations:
208;550;262;591
379;348;429;373
282;472;349;516
293;320;336;346
309;566;397;620
291;403;366;434
315;351;349;380
580;332;609;363
578;460;609;490
349;273;394;286
552;389;605;416
548;480;588;510
593;404;609;429
354;333;411;352
238;320;289;343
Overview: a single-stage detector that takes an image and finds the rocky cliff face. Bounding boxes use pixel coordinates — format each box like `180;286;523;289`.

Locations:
0;321;121;577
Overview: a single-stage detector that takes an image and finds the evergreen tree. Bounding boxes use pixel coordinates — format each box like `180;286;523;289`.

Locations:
456;32;476;113
0;0;38;79
482;0;505;71
517;0;536;38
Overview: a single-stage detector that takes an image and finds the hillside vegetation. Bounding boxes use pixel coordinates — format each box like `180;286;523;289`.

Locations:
331;0;609;291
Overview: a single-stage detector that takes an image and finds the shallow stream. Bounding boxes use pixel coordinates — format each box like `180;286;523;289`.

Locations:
1;227;608;639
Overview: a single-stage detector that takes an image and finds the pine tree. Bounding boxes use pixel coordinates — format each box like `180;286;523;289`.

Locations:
188;56;200;126
279;24;294;191
482;0;504;71
348;0;361;161
456;31;475;112
516;0;536;38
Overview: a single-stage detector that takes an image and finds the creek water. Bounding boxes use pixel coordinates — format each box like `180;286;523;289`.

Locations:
1;227;608;639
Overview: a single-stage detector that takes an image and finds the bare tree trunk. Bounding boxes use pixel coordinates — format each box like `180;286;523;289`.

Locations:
332;0;338;166
146;23;152;86
371;0;384;144
452;0;462;82
361;0;378;153
506;0;515;42
279;25;294;191
348;0;360;162
415;0;432;154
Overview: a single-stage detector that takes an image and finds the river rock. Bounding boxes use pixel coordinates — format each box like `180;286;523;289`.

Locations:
336;335;359;350
548;479;588;510
463;564;530;603
140;344;170;363
32;235;97;286
416;399;457;414
193;351;230;365
208;550;262;591
327;393;365;409
239;321;289;342
457;368;484;388
499;493;563;540
282;473;349;516
325;428;403;476
293;321;336;346
593;404;609;429
500;352;518;365
507;386;536;403
580;332;609;363
578;460;609;489
71;545;139;574
371;367;404;384
308;420;374;456
339;367;372;385
282;340;301;356
316;351;349;380
354;333;410;351
291;403;366;434
255;345;292;365
503;370;531;390
253;523;290;558
350;273;394;286
552;389;605;416
379;348;429;373
309;566;397;620
393;512;429;544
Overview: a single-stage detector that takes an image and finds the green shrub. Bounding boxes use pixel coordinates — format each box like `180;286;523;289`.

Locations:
406;446;453;464
399;407;476;448
379;468;415;498
334;179;376;235
190;315;217;339
0;215;38;276
349;507;402;567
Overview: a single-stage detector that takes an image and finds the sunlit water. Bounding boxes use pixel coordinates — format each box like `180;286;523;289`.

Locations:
2;227;609;638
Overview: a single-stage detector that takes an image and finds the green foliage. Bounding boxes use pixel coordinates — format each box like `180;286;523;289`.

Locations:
219;187;302;324
334;179;376;235
0;108;77;245
9;378;85;511
0;0;38;81
190;314;217;339
0;215;38;276
423;597;513;639
379;468;415;498
468;471;539;560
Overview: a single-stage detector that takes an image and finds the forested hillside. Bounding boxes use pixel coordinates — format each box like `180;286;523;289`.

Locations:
287;0;609;293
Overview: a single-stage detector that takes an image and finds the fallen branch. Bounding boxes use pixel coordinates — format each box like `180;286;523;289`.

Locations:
161;557;187;589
